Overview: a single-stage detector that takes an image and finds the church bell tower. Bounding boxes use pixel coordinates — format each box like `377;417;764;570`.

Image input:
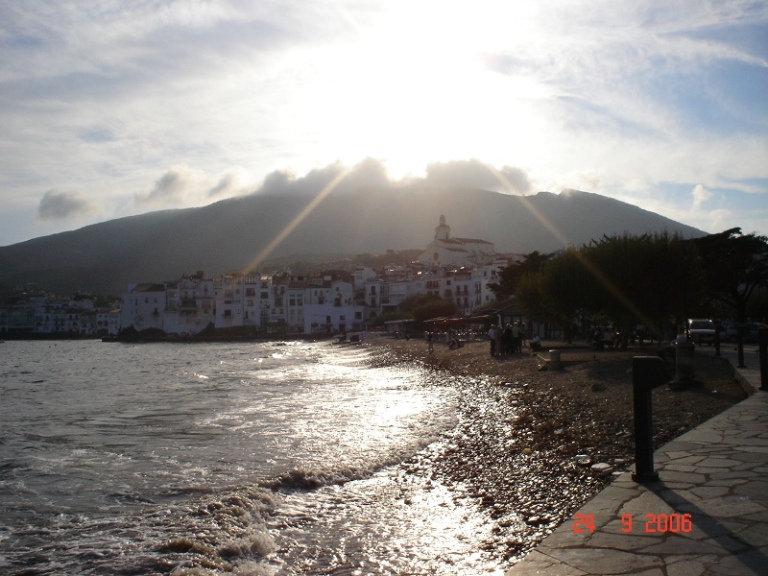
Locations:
434;214;450;241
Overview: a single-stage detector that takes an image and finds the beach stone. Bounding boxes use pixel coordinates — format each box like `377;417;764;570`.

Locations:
575;454;592;466
591;462;614;475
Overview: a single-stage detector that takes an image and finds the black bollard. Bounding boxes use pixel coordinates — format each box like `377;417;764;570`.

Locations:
759;328;768;392
737;323;747;368
714;326;721;357
632;356;672;483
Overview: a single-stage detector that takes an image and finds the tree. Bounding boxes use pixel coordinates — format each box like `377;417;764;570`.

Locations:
692;228;768;322
517;248;596;341
692;228;768;366
516;233;705;346
581;233;704;343
488;251;554;299
381;293;458;330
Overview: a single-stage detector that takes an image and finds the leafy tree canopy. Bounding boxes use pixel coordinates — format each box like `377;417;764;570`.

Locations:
692;228;768;321
488;251;553;299
517;233;705;344
396;293;458;328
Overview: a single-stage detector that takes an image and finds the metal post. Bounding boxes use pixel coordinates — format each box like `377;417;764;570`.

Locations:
737;323;747;368
675;342;695;382
759;328;768;391
632;356;671;483
714;325;721;357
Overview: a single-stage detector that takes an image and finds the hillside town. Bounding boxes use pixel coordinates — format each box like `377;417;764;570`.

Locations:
0;216;517;338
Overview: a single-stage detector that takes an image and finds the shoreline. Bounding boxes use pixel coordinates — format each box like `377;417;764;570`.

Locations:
365;336;748;566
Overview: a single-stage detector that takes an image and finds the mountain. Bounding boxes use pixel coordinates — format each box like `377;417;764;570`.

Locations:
0;187;706;295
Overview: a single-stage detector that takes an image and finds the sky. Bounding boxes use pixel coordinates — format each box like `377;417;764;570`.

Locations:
1;0;767;247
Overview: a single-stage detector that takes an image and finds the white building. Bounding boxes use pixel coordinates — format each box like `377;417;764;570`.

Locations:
213;273;264;331
303;279;364;334
120;283;166;333
418;215;496;267
286;280;307;334
97;309;121;335
165;274;215;335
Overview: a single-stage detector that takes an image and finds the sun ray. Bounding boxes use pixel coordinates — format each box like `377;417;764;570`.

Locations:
483;161;657;332
242;167;351;274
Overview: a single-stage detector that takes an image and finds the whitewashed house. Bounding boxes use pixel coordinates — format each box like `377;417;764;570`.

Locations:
268;275;288;328
256;275;273;328
97;308;121;335
286;279;307;334
165;274;215;335
213;273;263;331
242;274;263;329
214;274;243;330
303;279;363;334
353;266;377;289
121;283;166;333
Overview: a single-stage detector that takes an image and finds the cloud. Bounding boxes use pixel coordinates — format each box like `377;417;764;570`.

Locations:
253;158;534;199
136;165;211;206
423;159;533;194
256;158;394;197
551;169;605;194
692;184;714;209
38;190;100;220
207;169;253;198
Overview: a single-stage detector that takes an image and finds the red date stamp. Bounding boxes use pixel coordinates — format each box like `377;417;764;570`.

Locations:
573;512;693;534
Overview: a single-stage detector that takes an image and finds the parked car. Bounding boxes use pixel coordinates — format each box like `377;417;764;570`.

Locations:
687;318;716;345
723;323;768;343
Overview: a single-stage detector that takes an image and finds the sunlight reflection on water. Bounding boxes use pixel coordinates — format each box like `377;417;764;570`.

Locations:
0;340;506;575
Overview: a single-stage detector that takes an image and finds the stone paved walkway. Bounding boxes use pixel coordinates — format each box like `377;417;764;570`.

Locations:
505;346;768;576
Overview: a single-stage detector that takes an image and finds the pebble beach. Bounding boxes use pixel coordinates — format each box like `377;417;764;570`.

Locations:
365;336;748;565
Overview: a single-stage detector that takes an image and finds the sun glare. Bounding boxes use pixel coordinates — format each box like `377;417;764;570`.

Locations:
275;1;555;177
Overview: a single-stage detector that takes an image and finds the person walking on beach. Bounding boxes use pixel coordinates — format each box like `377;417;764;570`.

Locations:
488;325;498;356
426;331;434;354
512;321;521;353
502;323;513;355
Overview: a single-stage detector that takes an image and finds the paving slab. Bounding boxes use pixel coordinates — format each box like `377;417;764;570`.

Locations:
505;349;768;576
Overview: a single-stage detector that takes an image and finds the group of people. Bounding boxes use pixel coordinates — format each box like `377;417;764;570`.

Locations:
487;321;526;356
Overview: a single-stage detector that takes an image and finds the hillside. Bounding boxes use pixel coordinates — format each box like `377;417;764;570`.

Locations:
0;187;706;295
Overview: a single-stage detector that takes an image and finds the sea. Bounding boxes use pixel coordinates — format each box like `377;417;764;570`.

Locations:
0;339;507;575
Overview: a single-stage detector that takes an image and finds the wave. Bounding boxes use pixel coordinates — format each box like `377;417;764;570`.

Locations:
260;451;428;493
